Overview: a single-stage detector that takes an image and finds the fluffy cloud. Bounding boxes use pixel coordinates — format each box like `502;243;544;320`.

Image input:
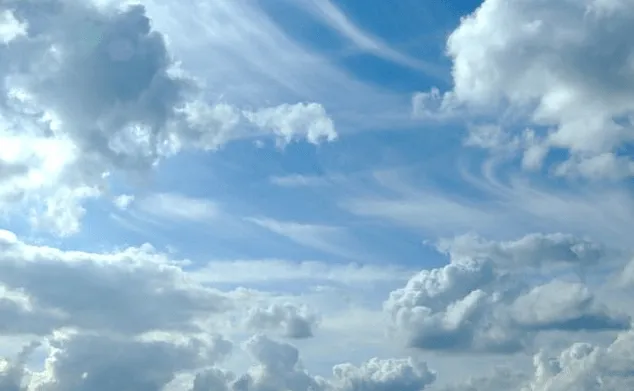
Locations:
510;280;630;331
0;332;232;391
0;229;437;390
0;0;337;236
437;233;607;271
332;357;436;391
244;102;337;146
243;303;319;339
432;0;634;179
190;335;436;391
385;233;629;353
439;329;634;391
0;229;230;336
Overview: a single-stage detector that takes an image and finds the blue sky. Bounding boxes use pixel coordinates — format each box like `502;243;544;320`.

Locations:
2;0;634;390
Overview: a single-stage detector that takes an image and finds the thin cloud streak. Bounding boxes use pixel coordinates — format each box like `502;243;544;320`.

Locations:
296;0;449;80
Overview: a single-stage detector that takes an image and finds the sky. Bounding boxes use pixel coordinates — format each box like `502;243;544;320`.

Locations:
1;0;634;390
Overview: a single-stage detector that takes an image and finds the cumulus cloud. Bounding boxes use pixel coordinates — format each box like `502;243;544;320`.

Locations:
440;329;634;391
0;229;230;336
243;303;319;339
0;332;232;391
385;234;629;353
244;102;337;146
332;357;436;391
437;233;607;271
426;0;634;179
0;0;337;235
189;335;436;391
0;229;437;391
510;280;630;331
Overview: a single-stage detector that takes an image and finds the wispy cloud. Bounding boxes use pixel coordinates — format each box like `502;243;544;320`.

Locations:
137;192;220;223
190;259;412;285
340;163;634;248
245;217;363;260
269;174;337;188
293;0;448;80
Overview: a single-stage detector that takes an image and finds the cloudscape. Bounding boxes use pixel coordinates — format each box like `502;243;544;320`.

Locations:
1;0;634;390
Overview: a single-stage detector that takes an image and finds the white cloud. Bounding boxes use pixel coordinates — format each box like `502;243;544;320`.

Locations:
113;194;135;210
243;303;319;339
188;335;437;391
385;234;629;354
0;229;440;390
0;10;26;44
437;233;607;271
246;217;360;260
4;0;634;389
434;0;634;179
342;166;634;248
332;356;436;391
244;102;337;147
0;230;230;336
295;0;446;79
411;88;459;120
0;0;341;236
440;329;634;391
136;192;220;223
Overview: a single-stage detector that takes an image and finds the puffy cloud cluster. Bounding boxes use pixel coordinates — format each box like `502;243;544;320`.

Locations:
425;0;634;179
437;233;607;271
0;0;337;235
438;329;634;391
0;230;229;336
0;227;235;391
190;335;436;391
0;229;438;391
243;303;319;339
385;233;630;353
1;227;633;391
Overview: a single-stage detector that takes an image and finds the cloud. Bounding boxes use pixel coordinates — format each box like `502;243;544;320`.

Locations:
243;303;319;339
246;217;360;260
332;356;436;391
436;233;607;271
0;229;437;390
141;0;413;131
427;0;634;179
441;329;634;391
342;165;634;248
190;335;437;391
135;192;220;223
0;331;232;391
269;174;331;187
113;193;134;210
384;234;629;353
294;0;446;79
434;367;528;391
0;0;340;236
0;9;26;44
510;280;630;331
0;229;230;336
244;102;337;147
